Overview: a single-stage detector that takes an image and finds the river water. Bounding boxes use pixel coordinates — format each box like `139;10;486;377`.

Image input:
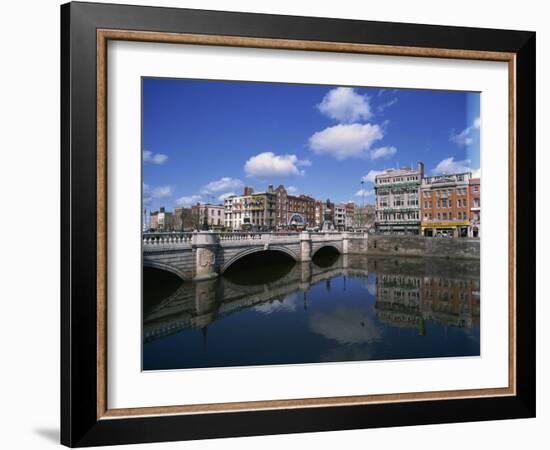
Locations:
143;252;480;371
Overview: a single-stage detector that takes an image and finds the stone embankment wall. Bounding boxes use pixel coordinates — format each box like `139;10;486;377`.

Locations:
366;235;480;259
347;236;368;254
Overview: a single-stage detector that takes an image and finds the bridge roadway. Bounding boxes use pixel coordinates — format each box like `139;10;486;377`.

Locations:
143;254;369;343
142;230;368;281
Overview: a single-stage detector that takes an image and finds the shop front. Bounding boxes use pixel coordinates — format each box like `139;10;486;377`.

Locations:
375;221;420;235
421;221;470;238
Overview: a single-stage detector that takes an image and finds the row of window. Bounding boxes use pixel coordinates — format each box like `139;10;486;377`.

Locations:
423;212;469;221
422;188;468;198
225;213;275;219
422;199;469;208
378;212;420;221
378;175;419;184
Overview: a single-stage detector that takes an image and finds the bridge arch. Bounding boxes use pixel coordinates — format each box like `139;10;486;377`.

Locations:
311;244;341;258
220;246;299;274
143;259;186;280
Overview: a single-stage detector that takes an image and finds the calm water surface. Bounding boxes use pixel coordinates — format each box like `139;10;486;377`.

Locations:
143;252;480;370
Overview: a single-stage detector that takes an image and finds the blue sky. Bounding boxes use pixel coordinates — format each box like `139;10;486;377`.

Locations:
143;78;480;211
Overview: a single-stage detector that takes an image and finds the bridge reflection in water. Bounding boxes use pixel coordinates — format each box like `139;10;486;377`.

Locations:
143;252;480;370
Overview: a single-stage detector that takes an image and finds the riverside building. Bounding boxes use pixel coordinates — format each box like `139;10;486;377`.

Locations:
374;163;423;234
224;187;276;230
420;172;472;237
287;194;316;229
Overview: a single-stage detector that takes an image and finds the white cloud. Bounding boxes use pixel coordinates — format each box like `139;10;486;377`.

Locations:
450;117;480;146
143;150;168;165
175;195;202;207
143;183;172;198
471;168;481;178
244;152;311;178
202;177;243;193
309;123;384;160
309;306;381;345
361;169;385;183
286;186;299;194
142;184;173;204
432;157;475;175
355;189;374;197
366;283;377;297
377;97;398;112
218;192;236;201
254;293;300;314
317;87;372;123
370;146;397;160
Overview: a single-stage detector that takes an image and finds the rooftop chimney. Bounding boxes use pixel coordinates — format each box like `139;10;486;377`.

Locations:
417;161;425;178
244;186;254;196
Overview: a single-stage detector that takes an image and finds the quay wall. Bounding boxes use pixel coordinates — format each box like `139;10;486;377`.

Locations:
347;236;368;254
365;235;480;259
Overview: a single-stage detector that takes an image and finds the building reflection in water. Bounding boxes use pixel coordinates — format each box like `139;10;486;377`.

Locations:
143;252;480;370
374;262;480;337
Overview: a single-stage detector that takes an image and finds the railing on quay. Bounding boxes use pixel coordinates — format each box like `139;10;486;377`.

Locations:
143;232;193;245
142;230;368;246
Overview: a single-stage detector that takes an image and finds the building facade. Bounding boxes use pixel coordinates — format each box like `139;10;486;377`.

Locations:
173;207;196;231
191;203;224;229
149;207;174;231
333;204;347;230
420;172;471;237
274;185;288;228
314;200;324;228
287;194;315;228
224;187;276;230
345;202;355;229
374;163;423;234
468;178;481;237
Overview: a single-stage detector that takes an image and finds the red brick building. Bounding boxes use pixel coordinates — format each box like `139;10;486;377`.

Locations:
420;172;472;237
287;194;315;228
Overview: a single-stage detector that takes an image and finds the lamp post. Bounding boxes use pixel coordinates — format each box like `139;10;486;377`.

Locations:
360;179;365;230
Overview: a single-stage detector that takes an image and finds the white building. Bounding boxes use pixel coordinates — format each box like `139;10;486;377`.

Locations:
224;188;276;230
334;204;347;230
374;162;424;234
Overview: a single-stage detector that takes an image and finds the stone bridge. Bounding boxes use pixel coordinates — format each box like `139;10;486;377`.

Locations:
143;231;368;281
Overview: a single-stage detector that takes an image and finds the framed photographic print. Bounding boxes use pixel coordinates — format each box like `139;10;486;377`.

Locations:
61;1;536;447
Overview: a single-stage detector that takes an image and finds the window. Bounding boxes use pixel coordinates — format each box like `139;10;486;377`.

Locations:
474;185;479;192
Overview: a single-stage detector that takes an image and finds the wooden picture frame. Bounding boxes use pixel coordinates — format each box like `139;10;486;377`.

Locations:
61;1;535;446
